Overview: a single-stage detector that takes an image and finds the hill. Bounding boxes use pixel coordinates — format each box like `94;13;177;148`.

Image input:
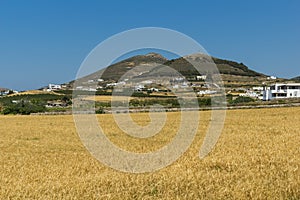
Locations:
69;53;268;87
0;87;9;91
141;55;264;79
84;53;168;81
291;76;300;81
7;90;62;96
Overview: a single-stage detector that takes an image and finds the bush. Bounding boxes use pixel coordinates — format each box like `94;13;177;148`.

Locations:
2;101;46;115
95;107;105;114
0;94;72;115
226;94;233;101
198;98;211;107
131;92;149;98
231;96;255;104
62;96;72;105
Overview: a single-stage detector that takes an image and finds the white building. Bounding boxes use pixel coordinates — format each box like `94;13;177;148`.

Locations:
134;84;145;91
142;80;153;84
198;90;217;95
148;87;159;92
48;84;62;91
239;90;259;98
0;89;10;96
263;83;300;100
267;76;277;80
252;86;264;91
196;75;207;80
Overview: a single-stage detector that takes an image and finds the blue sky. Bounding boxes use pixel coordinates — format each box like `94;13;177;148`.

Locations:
0;0;299;90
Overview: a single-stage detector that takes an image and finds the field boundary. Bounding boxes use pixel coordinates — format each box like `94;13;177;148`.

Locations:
29;102;300;115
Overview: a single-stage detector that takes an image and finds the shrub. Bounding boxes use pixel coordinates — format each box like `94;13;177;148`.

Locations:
198;98;211;107
96;107;105;114
2;101;46;115
232;96;255;104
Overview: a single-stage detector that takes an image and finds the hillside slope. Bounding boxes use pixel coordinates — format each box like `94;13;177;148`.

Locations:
85;53;168;81
0;87;9;91
142;55;264;79
291;76;300;81
70;53;267;85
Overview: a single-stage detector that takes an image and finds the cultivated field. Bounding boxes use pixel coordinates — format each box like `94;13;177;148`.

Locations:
84;95;133;102
8;90;62;96
0;107;299;199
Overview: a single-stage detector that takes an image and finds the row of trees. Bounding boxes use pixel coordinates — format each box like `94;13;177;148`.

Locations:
0;94;72;115
1;101;46;115
0;93;256;115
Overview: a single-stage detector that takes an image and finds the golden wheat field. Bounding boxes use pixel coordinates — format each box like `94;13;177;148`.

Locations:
84;95;133;102
0;107;299;199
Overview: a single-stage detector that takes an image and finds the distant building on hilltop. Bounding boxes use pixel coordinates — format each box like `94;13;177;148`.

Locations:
196;75;207;80
267;76;277;80
263;83;300;100
0;89;8;96
48;84;62;91
0;88;16;96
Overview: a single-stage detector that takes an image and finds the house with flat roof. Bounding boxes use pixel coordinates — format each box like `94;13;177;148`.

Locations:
48;84;62;91
0;88;10;96
263;83;300;100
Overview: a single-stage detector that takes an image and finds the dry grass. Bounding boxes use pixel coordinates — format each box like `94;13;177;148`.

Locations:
84;95;133;102
8;90;62;96
0;107;299;199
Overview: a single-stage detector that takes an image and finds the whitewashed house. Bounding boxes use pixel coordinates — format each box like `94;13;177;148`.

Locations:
0;89;10;96
134;84;145;91
142;80;153;84
198;90;217;95
48;84;62;91
196;75;207;80
106;83;117;87
263;83;300;100
148;87;159;92
252;86;264;91
239;90;259;98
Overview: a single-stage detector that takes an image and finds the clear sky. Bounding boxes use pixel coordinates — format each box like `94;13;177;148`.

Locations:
0;0;299;90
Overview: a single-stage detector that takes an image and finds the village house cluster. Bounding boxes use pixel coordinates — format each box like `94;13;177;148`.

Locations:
0;88;18;96
43;74;300;102
44;84;68;92
263;83;300;100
